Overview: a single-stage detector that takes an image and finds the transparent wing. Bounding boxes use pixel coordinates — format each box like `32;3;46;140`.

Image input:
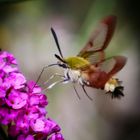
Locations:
78;15;117;64
86;51;105;65
99;56;127;76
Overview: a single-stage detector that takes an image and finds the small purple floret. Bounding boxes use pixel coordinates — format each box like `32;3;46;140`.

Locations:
48;133;64;140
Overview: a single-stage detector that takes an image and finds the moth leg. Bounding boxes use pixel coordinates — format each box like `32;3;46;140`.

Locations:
34;64;58;88
72;84;81;100
43;79;69;91
82;85;93;100
44;73;65;85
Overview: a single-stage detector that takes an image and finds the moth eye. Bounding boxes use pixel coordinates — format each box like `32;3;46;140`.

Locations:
60;64;67;68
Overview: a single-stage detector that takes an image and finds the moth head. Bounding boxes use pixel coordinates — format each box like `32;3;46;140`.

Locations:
54;54;68;68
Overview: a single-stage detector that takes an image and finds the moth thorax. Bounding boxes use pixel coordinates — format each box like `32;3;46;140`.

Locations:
65;69;81;83
104;78;119;92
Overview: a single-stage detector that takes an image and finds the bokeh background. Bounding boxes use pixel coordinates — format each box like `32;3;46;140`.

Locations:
0;0;140;140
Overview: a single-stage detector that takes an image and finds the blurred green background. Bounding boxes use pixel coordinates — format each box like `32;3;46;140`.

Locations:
0;0;139;140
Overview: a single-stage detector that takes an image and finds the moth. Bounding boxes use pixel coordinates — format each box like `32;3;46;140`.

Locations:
38;15;127;100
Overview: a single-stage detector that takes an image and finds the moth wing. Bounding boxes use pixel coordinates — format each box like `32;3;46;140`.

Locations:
85;51;105;65
78;15;117;64
99;56;127;77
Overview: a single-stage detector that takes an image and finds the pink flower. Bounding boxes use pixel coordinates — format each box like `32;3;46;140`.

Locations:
6;89;28;109
17;134;34;140
49;133;64;140
0;51;64;140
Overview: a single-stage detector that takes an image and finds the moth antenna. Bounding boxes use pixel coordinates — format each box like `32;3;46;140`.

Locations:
82;85;93;100
51;27;63;58
33;63;58;90
73;84;81;99
55;54;66;63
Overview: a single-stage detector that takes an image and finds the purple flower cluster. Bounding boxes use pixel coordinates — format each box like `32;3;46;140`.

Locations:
0;51;64;140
